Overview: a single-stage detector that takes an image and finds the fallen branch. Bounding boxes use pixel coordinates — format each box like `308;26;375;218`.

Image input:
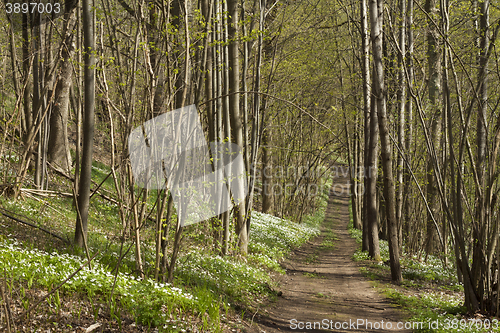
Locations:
20;192;67;217
20;188;73;198
47;162;158;223
0;208;69;244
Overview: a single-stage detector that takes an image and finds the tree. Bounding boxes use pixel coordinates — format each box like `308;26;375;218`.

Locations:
361;0;373;254
47;0;78;171
21;12;32;144
370;0;402;282
74;0;95;248
402;0;414;253
424;0;442;256
395;0;406;252
228;0;248;254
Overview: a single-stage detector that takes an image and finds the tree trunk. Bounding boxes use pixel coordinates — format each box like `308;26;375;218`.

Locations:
161;193;174;281
244;0;265;244
370;0;402;282
262;131;272;213
47;2;78;171
22;13;32;143
74;0;95;248
228;0;248;255
361;0;371;252
471;0;489;309
32;15;42;189
424;0;442;256
403;0;414;253
222;0;232;255
367;89;380;261
395;0;406;253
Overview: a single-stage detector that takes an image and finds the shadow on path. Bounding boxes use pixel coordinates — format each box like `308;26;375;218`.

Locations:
245;170;411;333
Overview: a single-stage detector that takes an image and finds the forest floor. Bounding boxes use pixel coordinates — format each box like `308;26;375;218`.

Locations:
2;164;474;332
245;175;411;333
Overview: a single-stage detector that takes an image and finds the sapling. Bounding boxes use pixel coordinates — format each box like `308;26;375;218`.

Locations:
54;290;61;316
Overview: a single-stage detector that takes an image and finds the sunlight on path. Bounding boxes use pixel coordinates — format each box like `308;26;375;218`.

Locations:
245;171;411;333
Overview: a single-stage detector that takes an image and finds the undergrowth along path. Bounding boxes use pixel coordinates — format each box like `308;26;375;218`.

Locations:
246;172;411;333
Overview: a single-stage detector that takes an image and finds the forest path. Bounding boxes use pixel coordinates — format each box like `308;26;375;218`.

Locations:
245;171;411;333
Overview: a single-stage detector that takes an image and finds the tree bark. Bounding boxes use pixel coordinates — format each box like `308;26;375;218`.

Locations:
370;0;402;282
228;0;248;255
47;1;78;171
395;0;406;253
361;0;371;252
22;13;32;143
424;0;442;256
403;0;414;253
262;131;272;213
74;0;95;248
471;0;489;309
367;89;380;261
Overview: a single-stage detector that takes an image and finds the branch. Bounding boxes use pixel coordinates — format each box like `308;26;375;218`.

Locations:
199;90;342;142
0;208;69;244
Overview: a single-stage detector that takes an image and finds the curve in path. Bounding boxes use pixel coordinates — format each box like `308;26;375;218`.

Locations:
246;172;411;333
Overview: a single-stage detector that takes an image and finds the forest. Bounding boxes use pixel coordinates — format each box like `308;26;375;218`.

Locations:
0;0;499;331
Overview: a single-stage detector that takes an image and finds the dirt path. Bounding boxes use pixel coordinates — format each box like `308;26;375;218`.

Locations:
245;174;411;333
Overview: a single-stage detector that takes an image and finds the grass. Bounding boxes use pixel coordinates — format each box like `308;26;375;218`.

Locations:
314;292;328;298
303;272;324;279
305;251;319;264
0;236;200;330
0;207;323;331
320;229;337;251
0;160;332;331
346;201;500;333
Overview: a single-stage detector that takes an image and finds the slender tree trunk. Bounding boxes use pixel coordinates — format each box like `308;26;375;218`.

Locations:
161;193;174;282
74;0;95;248
262;132;272;213
32;16;41;188
424;0;442;256
361;0;371;252
370;0;402;282
74;5;82;204
128;167;144;278
154;190;168;282
167;0;191;279
221;0;232;255
202;0;221;253
213;0;226;254
228;0;248;255
395;0;406;253
355;122;363;229
241;1;251;183
367;90;380;260
471;0;489;308
403;0;414;252
22;13;32;143
167;221;182;283
245;0;265;237
8;15;20;102
203;0;214;144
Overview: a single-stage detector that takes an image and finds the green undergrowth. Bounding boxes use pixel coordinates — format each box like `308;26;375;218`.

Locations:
0;198;327;330
175;181;331;305
381;287;500;332
0;236;202;331
0;161;332;330
346;201;500;332
348;219;457;286
249;211;321;262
